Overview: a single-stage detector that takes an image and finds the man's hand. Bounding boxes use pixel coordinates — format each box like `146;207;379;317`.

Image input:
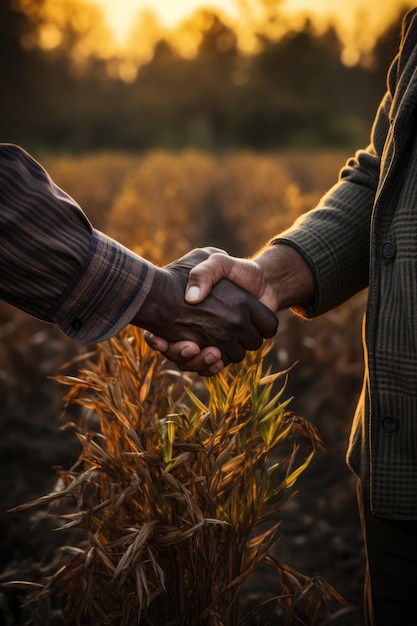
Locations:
184;252;280;312
145;244;315;374
143;333;225;376
134;247;278;373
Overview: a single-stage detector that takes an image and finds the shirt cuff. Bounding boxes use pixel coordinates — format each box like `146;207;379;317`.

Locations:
48;229;156;342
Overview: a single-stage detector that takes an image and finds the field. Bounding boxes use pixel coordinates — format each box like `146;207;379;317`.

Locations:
0;149;367;625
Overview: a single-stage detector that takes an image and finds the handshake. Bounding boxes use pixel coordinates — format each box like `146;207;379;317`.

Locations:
133;244;314;376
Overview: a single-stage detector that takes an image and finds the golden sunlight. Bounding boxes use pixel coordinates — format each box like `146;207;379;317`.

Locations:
20;0;412;74
92;0;413;66
287;0;412;64
93;0;239;44
93;0;409;41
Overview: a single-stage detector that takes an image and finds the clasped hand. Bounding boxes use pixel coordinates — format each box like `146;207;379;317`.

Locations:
134;247;278;376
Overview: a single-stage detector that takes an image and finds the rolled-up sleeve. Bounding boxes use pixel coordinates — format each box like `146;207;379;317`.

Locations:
0;143;155;342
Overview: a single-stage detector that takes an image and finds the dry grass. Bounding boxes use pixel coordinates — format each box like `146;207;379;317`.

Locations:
42;148;350;261
106;150;216;264
10;329;345;625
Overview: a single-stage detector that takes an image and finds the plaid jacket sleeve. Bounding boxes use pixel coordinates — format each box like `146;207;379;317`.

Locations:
0;144;155;342
270;68;395;317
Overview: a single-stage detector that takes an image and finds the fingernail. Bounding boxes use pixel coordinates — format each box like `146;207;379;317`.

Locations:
204;353;218;365
186;286;200;302
181;346;196;358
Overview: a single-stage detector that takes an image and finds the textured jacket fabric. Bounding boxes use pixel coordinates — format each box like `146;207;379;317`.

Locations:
0;144;155;342
274;8;417;519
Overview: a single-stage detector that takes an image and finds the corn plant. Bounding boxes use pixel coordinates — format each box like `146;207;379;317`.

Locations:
12;328;344;625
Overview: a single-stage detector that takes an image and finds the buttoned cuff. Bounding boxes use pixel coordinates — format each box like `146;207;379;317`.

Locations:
48;229;156;342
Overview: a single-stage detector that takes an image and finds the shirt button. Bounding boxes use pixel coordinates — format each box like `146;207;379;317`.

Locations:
71;319;83;331
382;240;396;259
381;416;399;432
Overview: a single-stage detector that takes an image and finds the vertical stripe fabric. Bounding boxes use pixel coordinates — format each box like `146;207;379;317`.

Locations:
0;143;155;342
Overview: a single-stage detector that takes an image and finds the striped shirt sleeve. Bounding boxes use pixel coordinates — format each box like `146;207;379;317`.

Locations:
0;143;155;342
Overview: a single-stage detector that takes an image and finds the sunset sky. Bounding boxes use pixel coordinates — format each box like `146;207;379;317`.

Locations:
24;0;413;73
93;0;411;43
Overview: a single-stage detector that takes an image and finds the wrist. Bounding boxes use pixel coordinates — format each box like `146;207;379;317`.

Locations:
131;266;167;332
253;243;315;311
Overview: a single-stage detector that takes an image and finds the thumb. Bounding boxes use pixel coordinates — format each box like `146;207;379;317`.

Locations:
185;254;261;303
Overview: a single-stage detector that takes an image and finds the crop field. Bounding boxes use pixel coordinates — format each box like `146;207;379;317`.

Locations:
0;149;367;625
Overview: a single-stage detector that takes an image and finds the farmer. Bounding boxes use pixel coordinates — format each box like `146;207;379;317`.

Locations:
148;8;417;626
0;143;277;375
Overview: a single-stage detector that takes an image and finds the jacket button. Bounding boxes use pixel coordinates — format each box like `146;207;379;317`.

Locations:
382;240;396;259
71;318;83;331
381;416;399;432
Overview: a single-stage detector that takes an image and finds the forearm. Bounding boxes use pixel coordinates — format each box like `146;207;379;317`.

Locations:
268;136;387;317
265;78;392;317
269;180;373;317
0;143;154;341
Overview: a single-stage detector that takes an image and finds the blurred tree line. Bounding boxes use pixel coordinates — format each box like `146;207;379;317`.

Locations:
0;0;409;152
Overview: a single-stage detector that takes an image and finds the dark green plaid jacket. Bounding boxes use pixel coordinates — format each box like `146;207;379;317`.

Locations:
275;8;417;519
